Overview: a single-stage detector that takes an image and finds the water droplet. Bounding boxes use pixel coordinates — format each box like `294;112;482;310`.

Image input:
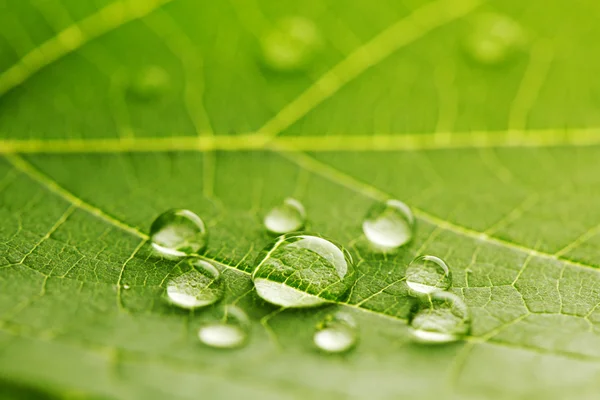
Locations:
405;255;451;295
166;259;224;309
314;312;357;353
464;13;525;65
198;306;250;349
363;199;414;250
264;198;306;235
410;292;470;344
128;65;171;100
150;209;207;258
252;234;354;308
123;284;130;290
261;16;321;71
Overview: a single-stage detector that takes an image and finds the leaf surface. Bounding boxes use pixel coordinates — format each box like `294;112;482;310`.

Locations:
1;0;600;398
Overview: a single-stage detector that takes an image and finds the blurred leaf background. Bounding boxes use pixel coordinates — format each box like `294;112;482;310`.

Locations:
2;0;600;399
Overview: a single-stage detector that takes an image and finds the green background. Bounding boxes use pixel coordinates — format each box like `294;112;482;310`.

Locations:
1;0;600;398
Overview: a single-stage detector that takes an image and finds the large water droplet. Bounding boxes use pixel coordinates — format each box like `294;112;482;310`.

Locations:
264;198;306;235
363;199;414;250
129;65;171;100
464;13;525;65
410;291;471;344
314;312;357;353
166;259;224;309
150;209;207;258
405;255;451;295
198;306;250;349
261;16;321;71
252;234;354;308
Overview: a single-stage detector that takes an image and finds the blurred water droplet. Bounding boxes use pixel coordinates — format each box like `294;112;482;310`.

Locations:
406;255;451;295
123;284;130;290
410;292;470;344
261;16;321;71
363;199;414;250
252;234;355;308
198;306;250;349
166;259;224;309
150;209;207;258
463;13;525;65
314;312;357;353
264;198;306;235
128;65;171;100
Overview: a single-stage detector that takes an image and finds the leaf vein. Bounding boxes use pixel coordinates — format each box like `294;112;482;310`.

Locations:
252;0;482;140
0;0;175;97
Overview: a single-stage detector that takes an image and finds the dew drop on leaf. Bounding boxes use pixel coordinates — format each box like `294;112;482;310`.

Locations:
150;209;207;258
405;255;452;295
261;16;321;71
409;291;471;344
128;65;171;100
166;259;224;309
362;199;414;250
263;198;306;235
463;12;525;65
252;234;355;308
198;306;250;349
314;312;358;354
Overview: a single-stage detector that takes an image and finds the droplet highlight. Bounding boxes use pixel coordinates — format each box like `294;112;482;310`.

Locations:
410;291;471;344
150;209;207;258
405;255;451;295
129;65;171;100
264;198;306;235
261;16;321;71
464;13;525;65
363;199;414;250
166;259;224;309
314;312;357;353
198;306;250;349
252;234;355;308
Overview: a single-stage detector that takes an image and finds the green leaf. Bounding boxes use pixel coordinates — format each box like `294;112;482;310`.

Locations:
1;0;600;398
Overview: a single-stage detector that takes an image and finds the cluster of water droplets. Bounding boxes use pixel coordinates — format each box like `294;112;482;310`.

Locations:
147;191;471;352
148;209;247;348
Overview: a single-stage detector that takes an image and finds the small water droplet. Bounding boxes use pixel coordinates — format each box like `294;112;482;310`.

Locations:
405;255;451;295
363;199;414;250
150;209;207;258
198;306;250;349
314;312;357;353
166;259;224;309
264;198;306;235
410;291;470;344
252;234;355;308
123;284;130;290
464;13;525;65
128;65;171;100
261;16;321;71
